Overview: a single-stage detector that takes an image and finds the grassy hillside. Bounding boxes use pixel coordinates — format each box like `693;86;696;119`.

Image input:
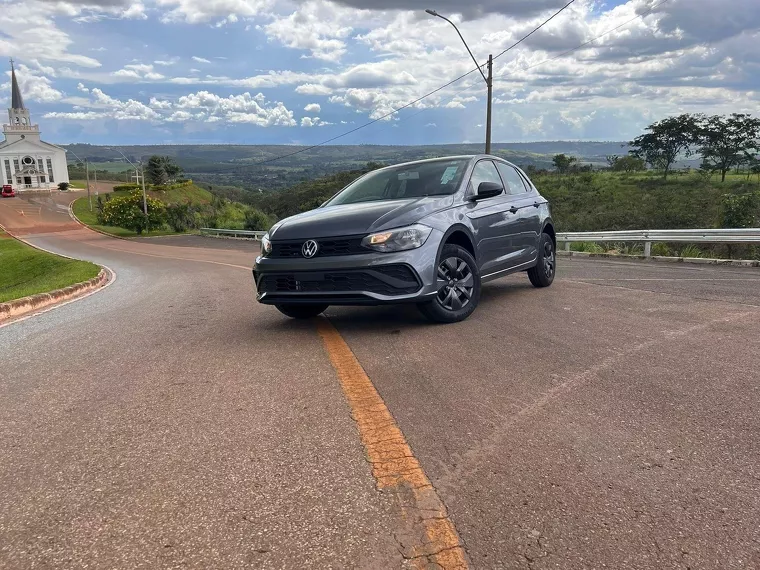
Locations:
72;183;220;238
0;232;100;303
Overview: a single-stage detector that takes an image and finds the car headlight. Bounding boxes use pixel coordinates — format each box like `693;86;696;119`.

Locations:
361;224;432;253
261;233;272;256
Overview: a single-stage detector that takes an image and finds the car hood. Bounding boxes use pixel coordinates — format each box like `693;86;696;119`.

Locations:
270;196;453;240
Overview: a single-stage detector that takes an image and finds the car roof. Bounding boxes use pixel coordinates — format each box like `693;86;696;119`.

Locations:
375;154;516;172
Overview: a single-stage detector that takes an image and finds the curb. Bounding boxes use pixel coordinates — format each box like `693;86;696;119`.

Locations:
0;221;116;326
0;269;111;323
558;250;760;268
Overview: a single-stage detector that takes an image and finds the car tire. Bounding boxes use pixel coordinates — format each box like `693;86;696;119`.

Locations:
527;232;556;288
418;244;481;323
275;303;329;319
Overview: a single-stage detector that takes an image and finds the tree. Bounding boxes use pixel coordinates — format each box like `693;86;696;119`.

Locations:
629;113;702;179
612;155;646;173
552;154;577;174
161;156;182;182
145;155;168;186
244;208;273;231
698;114;760;182
606;155;619;169
145;155;183;185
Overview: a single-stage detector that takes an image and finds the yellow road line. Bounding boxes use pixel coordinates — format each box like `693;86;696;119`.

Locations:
316;317;469;569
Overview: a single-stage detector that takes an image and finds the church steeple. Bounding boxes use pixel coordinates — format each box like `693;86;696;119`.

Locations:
5;59;37;137
10;59;25;110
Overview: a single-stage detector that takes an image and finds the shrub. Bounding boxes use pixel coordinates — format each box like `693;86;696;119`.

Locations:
58;182;71;192
113;183;141;192
244;208;273;231
679;245;703;258
165;203;194;233
570;242;605;253
719;192;759;228
651;243;671;256
99;190;167;234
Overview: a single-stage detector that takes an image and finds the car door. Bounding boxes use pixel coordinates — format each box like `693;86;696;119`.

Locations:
464;160;523;276
495;162;542;266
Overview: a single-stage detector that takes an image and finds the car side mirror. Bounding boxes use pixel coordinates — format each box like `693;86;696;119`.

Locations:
472;181;503;201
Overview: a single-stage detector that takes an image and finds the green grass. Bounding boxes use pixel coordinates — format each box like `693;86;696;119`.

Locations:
0;232;100;303
149;184;212;204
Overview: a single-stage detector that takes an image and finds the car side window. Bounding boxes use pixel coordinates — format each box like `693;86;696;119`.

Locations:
496;163;530;195
469;160;503;195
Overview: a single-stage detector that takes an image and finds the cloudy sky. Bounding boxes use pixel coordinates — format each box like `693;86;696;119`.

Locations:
0;0;757;145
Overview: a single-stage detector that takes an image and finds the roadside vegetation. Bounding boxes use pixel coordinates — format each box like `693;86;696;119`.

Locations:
71;155;274;237
0;232;100;303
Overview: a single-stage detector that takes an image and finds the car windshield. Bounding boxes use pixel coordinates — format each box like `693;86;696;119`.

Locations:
325;159;469;206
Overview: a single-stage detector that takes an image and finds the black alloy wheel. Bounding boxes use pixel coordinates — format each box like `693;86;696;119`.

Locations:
418;244;481;323
527;233;555;287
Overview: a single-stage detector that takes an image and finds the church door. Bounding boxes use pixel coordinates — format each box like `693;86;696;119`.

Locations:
24;176;32;187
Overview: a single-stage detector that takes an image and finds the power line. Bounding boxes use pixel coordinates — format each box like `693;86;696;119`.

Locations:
492;0;577;62
208;1;579;173
368;0;673;136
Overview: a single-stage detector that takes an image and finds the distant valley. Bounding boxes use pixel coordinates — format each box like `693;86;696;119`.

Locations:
62;141;630;192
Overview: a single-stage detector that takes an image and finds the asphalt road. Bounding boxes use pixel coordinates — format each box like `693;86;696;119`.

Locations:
1;193;759;569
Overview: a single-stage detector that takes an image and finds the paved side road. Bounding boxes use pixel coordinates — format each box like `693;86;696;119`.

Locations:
1;197;759;569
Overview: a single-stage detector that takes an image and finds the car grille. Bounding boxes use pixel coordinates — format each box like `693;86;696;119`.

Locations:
258;265;421;296
270;237;368;258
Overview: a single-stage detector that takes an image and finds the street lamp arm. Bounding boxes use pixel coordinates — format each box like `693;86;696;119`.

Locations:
426;10;488;84
105;146;137;169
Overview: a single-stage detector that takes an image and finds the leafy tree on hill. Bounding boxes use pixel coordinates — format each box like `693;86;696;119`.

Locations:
697;114;760;182
552;154;577;174
629;113;702;179
244;208;273;231
145;155;183;186
612;155;646;173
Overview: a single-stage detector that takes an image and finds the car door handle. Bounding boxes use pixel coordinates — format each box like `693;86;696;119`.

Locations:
533;201;540;208
509;206;519;214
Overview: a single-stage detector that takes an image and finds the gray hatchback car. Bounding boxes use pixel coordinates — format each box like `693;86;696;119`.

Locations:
253;155;556;322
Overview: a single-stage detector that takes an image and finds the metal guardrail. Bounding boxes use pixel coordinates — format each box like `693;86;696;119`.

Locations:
200;228;266;240
557;228;760;257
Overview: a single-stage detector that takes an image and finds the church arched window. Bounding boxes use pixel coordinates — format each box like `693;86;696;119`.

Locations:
21;117;27;125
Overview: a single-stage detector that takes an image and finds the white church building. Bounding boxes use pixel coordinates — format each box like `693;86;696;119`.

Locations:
1;61;68;191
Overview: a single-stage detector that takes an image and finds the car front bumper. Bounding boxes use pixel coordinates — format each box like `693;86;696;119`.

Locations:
252;231;442;306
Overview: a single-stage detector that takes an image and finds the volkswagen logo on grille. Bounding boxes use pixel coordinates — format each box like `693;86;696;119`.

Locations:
301;240;319;258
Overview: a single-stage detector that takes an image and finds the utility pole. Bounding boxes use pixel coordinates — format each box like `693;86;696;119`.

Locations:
85;159;91;211
140;163;148;215
426;9;493;155
485;54;493;155
93;167;97;211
